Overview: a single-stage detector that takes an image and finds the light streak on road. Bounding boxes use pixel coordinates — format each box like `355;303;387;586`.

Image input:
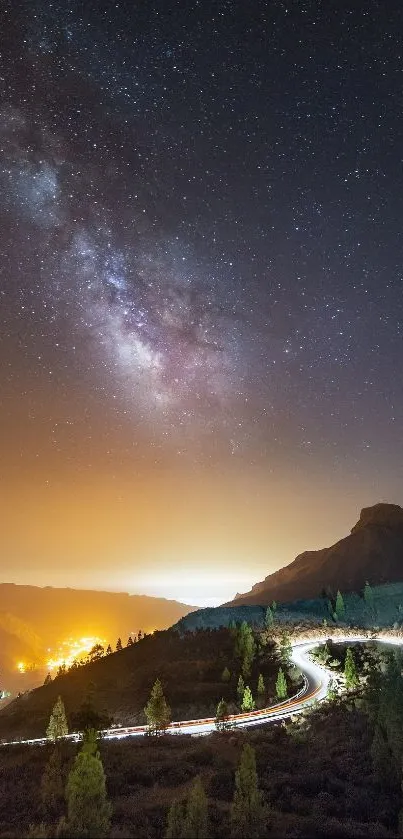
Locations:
1;631;400;746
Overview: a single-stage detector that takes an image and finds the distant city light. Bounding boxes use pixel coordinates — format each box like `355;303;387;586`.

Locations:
46;636;106;670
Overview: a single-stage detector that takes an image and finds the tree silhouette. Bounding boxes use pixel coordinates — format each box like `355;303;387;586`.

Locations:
335;590;345;620
241;686;255;712
275;667;287;700
278;633;292;666
144;678;171;734
257;674;265;697
166;799;185;839
65;729;112;838
237;674;245;704
344;647;358;689
231;744;265;837
183;776;210;838
88;644;104;662
46;696;68;740
70;686;112;734
215;698;231;732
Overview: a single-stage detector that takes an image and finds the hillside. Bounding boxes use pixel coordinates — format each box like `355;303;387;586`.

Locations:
0;584;193;694
0;627;282;740
228;503;403;606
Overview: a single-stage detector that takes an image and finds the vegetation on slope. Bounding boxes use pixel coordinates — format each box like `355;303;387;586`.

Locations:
0;627;288;740
0;693;399;838
176;580;403;633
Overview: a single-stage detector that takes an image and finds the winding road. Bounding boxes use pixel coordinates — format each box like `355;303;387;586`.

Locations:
3;630;394;746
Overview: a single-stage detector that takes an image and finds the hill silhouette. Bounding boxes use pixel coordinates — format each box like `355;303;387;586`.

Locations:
0;584;193;693
0;627;280;740
227;503;403;606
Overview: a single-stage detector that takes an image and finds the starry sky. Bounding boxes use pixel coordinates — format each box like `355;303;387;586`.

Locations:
1;0;403;606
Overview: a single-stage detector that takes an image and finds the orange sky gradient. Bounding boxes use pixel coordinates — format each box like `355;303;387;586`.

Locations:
2;460;401;605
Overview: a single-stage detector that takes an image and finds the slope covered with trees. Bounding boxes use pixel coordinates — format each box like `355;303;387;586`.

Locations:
0;627;286;741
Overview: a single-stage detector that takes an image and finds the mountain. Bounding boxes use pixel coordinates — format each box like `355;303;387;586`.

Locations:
227;503;403;606
0;584;193;693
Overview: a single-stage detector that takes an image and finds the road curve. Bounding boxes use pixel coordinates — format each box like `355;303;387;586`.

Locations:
1;632;397;746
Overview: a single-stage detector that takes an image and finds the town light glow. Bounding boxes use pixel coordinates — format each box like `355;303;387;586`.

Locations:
46;636;106;671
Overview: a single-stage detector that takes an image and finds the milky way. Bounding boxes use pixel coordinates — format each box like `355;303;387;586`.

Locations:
0;100;255;451
2;0;403;469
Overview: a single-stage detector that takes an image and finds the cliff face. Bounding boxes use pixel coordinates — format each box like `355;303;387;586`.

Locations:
228;503;403;606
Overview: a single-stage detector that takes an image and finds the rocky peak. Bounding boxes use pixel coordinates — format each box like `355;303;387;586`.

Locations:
350;503;403;534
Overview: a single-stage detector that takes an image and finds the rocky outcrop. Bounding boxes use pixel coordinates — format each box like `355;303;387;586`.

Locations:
227;503;403;606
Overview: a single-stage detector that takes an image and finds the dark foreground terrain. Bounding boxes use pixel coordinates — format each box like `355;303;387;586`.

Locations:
0;701;397;838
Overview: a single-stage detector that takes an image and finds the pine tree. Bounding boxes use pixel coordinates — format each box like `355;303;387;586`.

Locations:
278;633;292;666
264;606;273;628
71;687;112;735
327;679;339;701
271;601;277;613
116;638;122;651
144;678;171;734
344;647;359;689
235;621;250;658
237;674;245;703
275;667;288;700
183;776;210;838
335;590;345;620
106;645;112;655
127;636;133;646
44;673;52;686
65;729;112;838
231;744;265;838
241;686;255;712
221;666;231;683
40;747;64;816
166;800;186;839
242;632;256;678
257;674;265;697
215;698;231;732
46;696;68;740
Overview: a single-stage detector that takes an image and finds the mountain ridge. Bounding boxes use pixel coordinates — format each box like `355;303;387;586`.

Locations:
227;503;403;606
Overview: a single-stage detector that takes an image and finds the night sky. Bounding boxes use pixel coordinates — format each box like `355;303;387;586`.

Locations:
2;0;403;605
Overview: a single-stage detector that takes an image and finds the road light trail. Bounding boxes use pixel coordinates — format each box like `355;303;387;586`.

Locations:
1;632;398;746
